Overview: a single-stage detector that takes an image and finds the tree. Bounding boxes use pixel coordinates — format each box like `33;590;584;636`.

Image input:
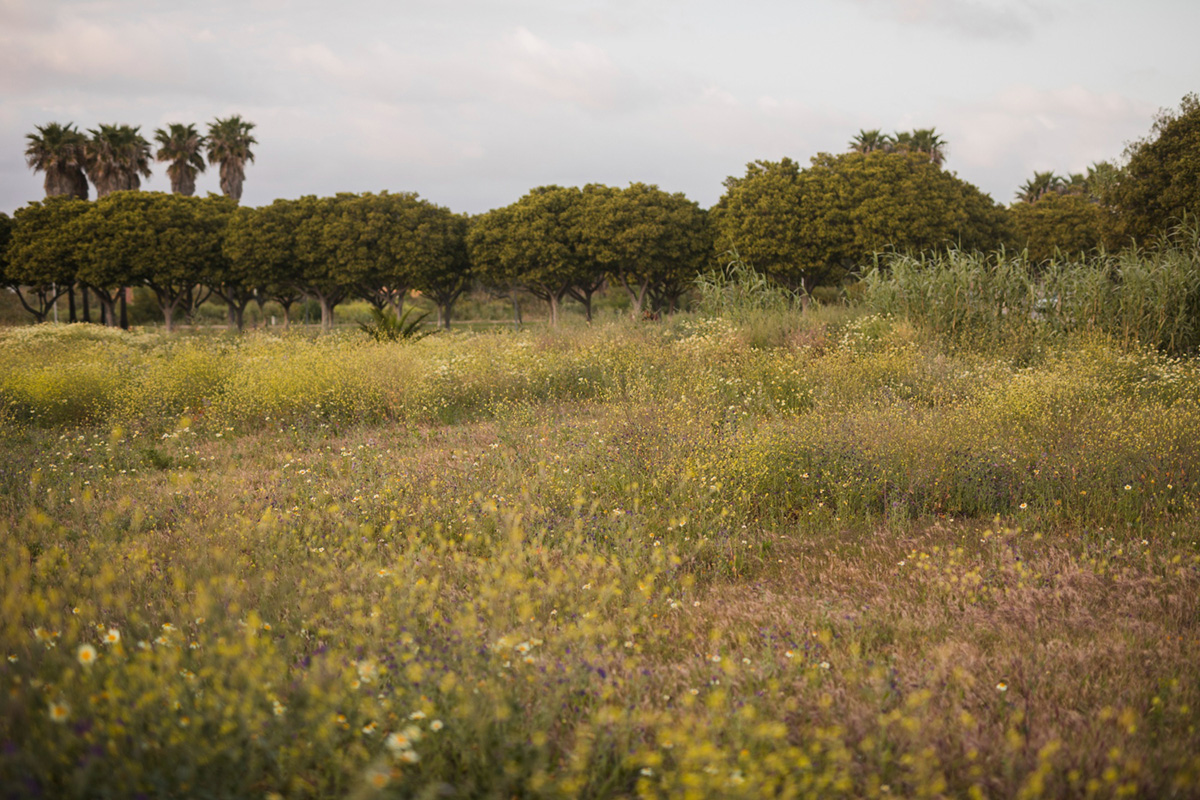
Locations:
70;191;155;326
68;191;223;331
1015;171;1066;204
1105;93;1200;246
25;122;89;199
155;124;207;196
711;158;818;290
293;194;375;331
223;200;307;329
206;115;257;202
580;182;712;318
138;194;232;332
1009;191;1103;263
6;198;89;322
85;124;153;197
408;209;471;330
909;128;947;167
848;129;892;155
319;192;423;317
714;151;1008;292
351;193;472;330
468;186;587;326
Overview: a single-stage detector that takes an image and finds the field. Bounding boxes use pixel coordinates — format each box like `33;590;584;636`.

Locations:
2;311;1199;798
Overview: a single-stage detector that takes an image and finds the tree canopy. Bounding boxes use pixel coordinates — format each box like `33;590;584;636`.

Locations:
579;182;712;317
24;123;89;200
1009;191;1104;263
469;186;589;326
1105;93;1200;245
6;197;90;322
207;116;257;203
714;151;1008;291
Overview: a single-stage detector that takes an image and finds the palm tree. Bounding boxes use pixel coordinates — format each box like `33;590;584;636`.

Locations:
848;129;892;154
84;124;153;197
889;130;915;153
910;128;947;166
154;123;207;196
1064;172;1089;195
206;115;257;203
1015;171;1066;204
24;122;89;199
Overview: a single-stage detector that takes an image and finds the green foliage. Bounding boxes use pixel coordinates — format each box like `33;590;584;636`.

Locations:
84;123;152;198
1010;191;1104;263
1106;93;1200;245
693;249;797;318
0;211;12;284
468;186;590;325
713;152;1009;292
206;115;256;202
864;225;1200;356
357;305;431;342
580;182;713;316
24;122;89;199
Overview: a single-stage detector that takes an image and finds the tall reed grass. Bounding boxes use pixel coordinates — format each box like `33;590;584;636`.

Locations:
862;223;1200;356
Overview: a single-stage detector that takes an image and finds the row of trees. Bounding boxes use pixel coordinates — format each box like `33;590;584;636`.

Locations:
0;184;711;331
7;96;1198;330
24;116;257;202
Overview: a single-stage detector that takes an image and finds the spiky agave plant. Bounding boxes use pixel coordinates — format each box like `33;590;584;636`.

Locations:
358;305;433;342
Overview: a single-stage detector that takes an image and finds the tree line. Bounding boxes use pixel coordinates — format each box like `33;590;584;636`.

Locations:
5;95;1198;330
24;116;257;202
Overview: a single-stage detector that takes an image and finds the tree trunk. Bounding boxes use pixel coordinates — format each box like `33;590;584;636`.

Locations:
12;287;48;323
68;287;77;323
388;290;407;322
119;290;128;330
621;275;650;319
511;293;522;329
547;293;559;326
318;295;335;332
82;285;91;323
99;294;116;328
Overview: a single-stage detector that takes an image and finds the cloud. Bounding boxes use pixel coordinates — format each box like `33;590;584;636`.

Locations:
854;0;1044;41
933;84;1155;201
501;26;622;110
287;42;360;81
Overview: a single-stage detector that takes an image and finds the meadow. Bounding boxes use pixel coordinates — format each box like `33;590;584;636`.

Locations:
2;308;1199;798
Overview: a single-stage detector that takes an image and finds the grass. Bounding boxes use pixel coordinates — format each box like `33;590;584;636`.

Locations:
1;311;1199;798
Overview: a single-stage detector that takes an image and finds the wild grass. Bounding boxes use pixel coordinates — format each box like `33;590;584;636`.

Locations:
2;314;1199;798
862;224;1200;358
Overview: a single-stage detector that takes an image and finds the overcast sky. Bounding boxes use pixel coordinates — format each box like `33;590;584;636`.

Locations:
3;0;1198;216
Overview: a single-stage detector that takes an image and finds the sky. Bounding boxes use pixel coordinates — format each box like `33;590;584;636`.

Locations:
3;0;1198;216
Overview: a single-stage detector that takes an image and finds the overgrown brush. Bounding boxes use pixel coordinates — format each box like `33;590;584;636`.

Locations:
863;222;1200;356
